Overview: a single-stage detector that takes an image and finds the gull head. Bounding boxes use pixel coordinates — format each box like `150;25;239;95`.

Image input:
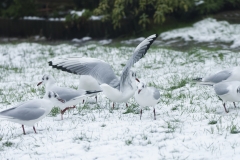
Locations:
129;71;140;82
37;74;55;86
47;91;65;103
137;82;146;94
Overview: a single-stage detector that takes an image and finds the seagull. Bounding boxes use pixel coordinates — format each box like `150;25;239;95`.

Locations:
0;91;64;135
214;81;240;113
37;74;101;120
78;75;101;103
134;82;160;120
193;66;240;85
48;34;158;108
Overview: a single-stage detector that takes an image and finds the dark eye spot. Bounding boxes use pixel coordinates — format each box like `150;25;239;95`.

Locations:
48;94;51;98
132;73;134;76
54;94;57;98
42;77;44;80
46;77;49;80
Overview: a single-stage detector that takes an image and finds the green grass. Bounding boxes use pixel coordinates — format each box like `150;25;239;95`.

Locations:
2;141;13;147
208;120;218;125
49;107;60;117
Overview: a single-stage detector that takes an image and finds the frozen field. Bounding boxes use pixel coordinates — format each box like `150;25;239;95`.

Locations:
1;18;240;159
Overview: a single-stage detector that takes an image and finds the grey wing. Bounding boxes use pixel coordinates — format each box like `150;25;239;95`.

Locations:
49;57;120;88
0;100;45;120
152;88;160;100
53;86;85;102
204;70;231;83
214;83;229;95
120;34;158;90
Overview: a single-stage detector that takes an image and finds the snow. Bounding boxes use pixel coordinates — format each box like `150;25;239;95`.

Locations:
121;37;145;45
1;41;240;159
160;18;240;49
70;10;85;17
48;17;66;21
23;16;46;20
195;0;204;6
72;37;92;43
99;39;112;45
89;15;104;21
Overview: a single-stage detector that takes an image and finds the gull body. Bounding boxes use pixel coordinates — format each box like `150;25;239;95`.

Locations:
134;82;160;120
49;34;158;108
0;91;64;134
37;74;101;119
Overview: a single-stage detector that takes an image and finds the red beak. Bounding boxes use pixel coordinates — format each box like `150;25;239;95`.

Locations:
37;82;42;86
58;98;65;103
138;89;142;94
136;78;140;82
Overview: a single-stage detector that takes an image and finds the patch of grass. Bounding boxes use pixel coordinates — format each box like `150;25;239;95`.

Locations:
49;107;60;117
218;53;224;60
101;124;106;127
122;103;138;114
230;125;240;134
165;121;177;133
73;132;91;142
3;141;13;147
171;106;178;111
169;79;187;90
125;138;133;145
208;120;217;125
0;65;23;73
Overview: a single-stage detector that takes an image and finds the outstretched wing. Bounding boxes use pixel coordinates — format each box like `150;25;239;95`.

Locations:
120;34;158;90
49;57;120;88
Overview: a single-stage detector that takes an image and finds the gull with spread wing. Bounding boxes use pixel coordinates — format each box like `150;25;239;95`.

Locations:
0;91;64;135
37;74;101;119
48;34;158;108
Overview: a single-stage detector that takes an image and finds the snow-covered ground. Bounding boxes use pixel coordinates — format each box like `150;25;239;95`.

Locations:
160;18;240;49
0;42;240;159
120;18;240;50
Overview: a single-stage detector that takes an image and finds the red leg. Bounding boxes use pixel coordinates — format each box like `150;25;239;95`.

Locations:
233;102;237;108
61;112;63;120
153;107;156;120
33;126;37;134
95;96;97;103
140;109;142;120
82;99;85;104
22;125;26;135
126;103;128;108
223;103;229;113
112;103;114;109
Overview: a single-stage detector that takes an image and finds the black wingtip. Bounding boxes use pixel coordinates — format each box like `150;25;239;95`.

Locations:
192;77;203;82
48;61;53;66
86;90;102;94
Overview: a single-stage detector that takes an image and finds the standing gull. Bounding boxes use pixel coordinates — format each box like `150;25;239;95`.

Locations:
134;82;160;120
193;66;240;85
48;34;158;108
214;81;240;113
0;91;64;135
37;74;101;120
